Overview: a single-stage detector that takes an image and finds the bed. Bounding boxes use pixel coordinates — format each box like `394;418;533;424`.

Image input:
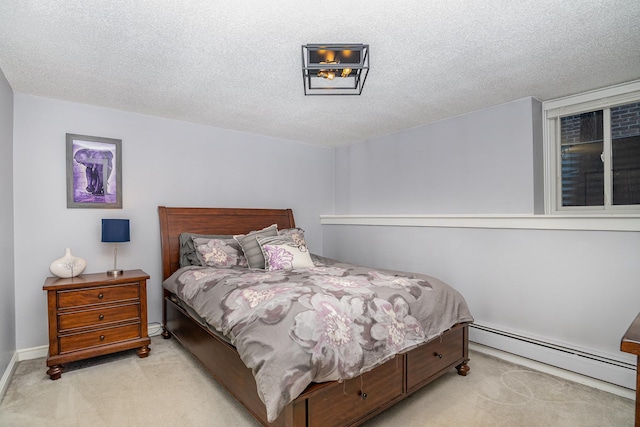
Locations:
158;206;472;427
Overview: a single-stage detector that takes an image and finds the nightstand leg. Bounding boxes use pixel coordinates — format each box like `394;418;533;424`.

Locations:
137;345;150;358
47;365;63;380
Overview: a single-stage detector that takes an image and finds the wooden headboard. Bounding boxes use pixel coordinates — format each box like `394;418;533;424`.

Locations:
158;206;295;280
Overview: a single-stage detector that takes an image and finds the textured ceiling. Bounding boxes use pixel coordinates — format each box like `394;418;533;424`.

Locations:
1;1;639;146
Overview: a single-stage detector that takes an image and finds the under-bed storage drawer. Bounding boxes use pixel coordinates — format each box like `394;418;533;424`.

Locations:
307;356;404;427
406;326;464;392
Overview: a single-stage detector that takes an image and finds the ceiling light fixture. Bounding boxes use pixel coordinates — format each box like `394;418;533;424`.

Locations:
302;44;369;95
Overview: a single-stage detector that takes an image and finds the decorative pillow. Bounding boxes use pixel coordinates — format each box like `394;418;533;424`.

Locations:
257;235;315;271
278;227;307;250
179;233;232;267
233;224;278;269
192;237;248;268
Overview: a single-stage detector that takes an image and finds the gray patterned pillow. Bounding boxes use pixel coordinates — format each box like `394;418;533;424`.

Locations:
192;237;248;268
233;224;278;269
179;233;232;267
278;227;307;249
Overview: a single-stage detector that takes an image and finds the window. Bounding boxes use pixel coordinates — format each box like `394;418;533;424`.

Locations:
543;81;640;214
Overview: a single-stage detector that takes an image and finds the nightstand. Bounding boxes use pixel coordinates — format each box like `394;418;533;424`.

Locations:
43;269;151;380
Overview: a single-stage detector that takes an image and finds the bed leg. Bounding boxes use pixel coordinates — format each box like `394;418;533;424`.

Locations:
456;359;470;376
161;326;171;339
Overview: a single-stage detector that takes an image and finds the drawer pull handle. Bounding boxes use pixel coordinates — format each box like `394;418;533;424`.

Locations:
100;335;105;341
360;392;367;400
98;314;105;320
98;293;104;299
434;352;443;359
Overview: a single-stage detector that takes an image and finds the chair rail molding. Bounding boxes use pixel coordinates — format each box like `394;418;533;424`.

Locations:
319;214;640;232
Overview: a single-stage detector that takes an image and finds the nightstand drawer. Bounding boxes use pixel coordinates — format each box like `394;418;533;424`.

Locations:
57;283;139;308
59;323;141;353
58;303;140;332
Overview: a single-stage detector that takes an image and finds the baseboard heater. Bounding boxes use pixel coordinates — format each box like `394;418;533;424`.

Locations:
469;323;636;389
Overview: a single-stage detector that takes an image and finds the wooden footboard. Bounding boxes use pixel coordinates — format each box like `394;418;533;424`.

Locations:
165;294;469;427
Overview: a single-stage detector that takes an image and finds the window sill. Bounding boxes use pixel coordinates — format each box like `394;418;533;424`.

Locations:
319;214;640;232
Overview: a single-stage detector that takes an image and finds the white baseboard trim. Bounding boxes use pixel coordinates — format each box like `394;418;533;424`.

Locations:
470;324;637;399
0;351;19;402
148;322;163;337
17;345;48;361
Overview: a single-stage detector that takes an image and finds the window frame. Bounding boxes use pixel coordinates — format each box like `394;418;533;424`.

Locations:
543;80;640;215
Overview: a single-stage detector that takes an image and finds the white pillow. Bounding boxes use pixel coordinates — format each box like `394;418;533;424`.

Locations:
257;235;314;271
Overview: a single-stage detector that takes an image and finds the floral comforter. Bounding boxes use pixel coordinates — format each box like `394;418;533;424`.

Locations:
162;255;473;422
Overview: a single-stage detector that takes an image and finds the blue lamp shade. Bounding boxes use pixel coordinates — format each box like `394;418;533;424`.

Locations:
101;219;130;243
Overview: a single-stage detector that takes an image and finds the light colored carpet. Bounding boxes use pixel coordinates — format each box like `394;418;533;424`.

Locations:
0;336;634;426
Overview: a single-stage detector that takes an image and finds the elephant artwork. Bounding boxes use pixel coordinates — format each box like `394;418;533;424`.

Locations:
73;149;113;196
67;133;122;208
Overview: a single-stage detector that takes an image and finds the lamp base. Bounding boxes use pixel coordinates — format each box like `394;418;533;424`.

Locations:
106;269;124;277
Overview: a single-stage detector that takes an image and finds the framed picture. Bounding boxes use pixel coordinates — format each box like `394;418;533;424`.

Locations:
66;133;122;209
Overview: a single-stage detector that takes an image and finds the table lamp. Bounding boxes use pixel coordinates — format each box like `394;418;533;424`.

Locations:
101;219;130;276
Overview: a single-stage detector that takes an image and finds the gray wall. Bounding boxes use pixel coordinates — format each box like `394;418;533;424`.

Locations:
12;93;334;349
335;98;542;214
0;68;15;374
327;97;640;371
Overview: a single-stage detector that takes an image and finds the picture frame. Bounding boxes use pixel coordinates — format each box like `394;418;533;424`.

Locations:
66;133;122;209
